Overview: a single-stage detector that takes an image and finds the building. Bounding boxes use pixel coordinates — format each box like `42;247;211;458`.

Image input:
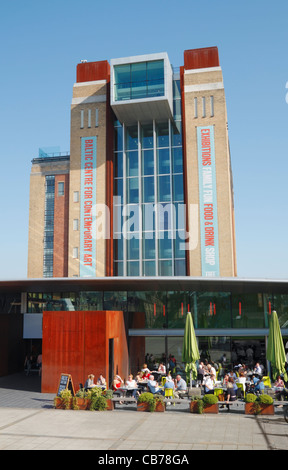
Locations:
28;46;237;279
0;277;288;392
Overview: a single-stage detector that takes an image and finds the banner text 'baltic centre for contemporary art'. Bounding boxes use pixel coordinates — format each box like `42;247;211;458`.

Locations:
80;136;97;277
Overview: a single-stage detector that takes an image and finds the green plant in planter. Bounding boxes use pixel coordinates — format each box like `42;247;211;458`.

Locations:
88;387;107;411
138;392;158;412
202;394;219;405
59;389;73;409
258;394;274;405
244;393;257;403
102;389;113;399
191;396;205;414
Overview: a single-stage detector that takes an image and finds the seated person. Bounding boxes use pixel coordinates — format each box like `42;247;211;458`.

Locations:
225;377;237;409
158;362;166;374
254;377;265;395
174;375;187;398
163;376;175;393
147;375;160;394
112;375;123;391
97;374;107;388
253;362;262;377
126;374;138;398
203;374;215;394
84;374;96;389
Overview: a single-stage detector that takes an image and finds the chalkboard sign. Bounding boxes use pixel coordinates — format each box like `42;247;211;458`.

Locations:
57;373;75;396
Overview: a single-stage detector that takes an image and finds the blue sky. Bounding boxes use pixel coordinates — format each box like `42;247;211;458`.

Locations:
0;0;287;279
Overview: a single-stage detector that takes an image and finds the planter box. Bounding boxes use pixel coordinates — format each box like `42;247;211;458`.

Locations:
137;401;166;412
54;397;73;410
155;401;166;412
106;399;114;411
203;403;219;414
137;402;150;412
245;403;275;415
190;401;219;414
74;398;91;410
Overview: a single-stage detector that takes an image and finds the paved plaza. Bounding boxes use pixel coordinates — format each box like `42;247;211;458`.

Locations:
0;373;287;450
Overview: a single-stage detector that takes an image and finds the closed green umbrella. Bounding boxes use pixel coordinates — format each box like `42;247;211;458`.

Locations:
267;310;288;382
182;312;200;387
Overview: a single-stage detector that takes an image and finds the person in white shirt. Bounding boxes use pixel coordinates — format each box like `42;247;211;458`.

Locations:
125;374;138;398
203;374;215;394
158;362;166;374
207;364;216;377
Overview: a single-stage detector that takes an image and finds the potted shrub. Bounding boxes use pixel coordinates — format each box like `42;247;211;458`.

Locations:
190;396;204;414
54;389;73;410
202;394;219;413
154;394;166;412
102;389;114;411
73;389;91;410
190;394;219;414
245;393;274;415
89;387;108;411
137;392;165;412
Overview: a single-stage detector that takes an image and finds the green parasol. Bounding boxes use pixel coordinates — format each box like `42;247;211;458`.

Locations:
267;310;288;382
182;311;200;387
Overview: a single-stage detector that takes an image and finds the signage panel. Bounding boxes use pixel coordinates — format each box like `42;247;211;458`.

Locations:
80;136;97;277
197;126;220;277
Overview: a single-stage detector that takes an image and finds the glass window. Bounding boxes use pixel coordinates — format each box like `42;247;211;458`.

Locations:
114;126;123;152
158;175;171;202
142;150;154;175
173;174;184;201
114;152;123;178
175;259;186;276
58;182;64;196
141;124;153;149
126;126;138;151
126;151;138;177
172;121;182;146
143;260;156;276
147;60;164;97
142;176;154;203
194;292;231;329
159;259;172;276
157;148;170;174
114;178;123;200
143;232;155;260
167;291;190;328
104;291;127;311
127;237;140;260
114;261;124;276
128;291;166;329
127;261;140;276
114;236;124;261
158;232;172;259
78;292;103;311
127;178;139;204
156;122;169;148
272;294;288;328
143;204;155;231
231;293;268;329
172;147;183;174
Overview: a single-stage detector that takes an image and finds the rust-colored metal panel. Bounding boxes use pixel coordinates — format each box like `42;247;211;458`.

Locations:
42;310;129;393
184;47;219;70
76;60;110;83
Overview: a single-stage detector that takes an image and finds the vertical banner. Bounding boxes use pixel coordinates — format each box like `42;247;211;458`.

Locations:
80;136;97;277
197;126;220;277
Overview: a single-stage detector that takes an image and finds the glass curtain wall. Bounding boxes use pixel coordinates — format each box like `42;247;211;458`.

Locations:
113;75;186;276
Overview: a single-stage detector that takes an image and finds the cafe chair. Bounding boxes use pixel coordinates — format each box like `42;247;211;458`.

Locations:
262;376;272;388
236;383;245;398
161;376;167;386
164;388;175;406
